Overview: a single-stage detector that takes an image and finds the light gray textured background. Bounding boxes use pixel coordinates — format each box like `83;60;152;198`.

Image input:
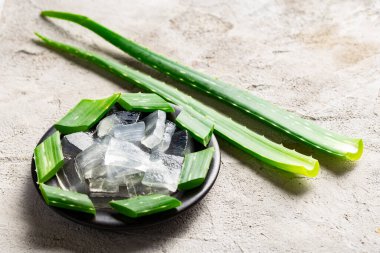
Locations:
0;0;379;252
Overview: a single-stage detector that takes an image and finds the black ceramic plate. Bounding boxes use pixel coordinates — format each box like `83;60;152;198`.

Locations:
31;107;221;230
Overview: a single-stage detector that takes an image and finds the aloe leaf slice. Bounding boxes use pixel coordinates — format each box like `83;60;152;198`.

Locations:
55;93;120;134
39;183;96;214
118;92;174;112
109;194;181;218
178;147;215;191
34;131;64;183
175;109;214;146
40;11;363;161
35;33;319;177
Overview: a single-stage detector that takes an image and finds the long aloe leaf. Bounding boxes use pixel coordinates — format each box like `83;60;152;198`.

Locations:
40;11;363;161
39;183;96;214
55;93;120;134
109;194;181;218
34;131;64;183
118;92;174;112
178;147;215;191
35;33;319;177
175;109;214;146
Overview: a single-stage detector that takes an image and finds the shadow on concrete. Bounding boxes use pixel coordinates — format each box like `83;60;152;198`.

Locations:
218;140;311;196
22;178;201;252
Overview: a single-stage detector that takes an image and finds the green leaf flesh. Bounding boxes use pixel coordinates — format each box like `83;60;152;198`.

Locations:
178;147;215;190
39;183;96;214
34;131;64;183
109;194;181;218
118;92;174;112
55;93;120;134
175;109;214;146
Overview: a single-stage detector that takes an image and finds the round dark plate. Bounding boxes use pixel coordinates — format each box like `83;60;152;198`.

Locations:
31;107;221;230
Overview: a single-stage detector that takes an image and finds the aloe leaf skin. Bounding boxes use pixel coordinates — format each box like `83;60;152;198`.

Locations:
178;147;215;191
34;131;64;183
55;93;120;134
35;33;319;177
40;11;363;161
175;109;214;146
39;183;96;214
118;92;174;112
109;194;181;218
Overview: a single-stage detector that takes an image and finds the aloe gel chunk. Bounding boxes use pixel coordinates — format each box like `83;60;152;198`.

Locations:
141;110;166;149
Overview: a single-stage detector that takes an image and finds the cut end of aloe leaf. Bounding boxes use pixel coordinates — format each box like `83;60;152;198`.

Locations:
34;131;64;183
270;159;319;178
303;160;319;178
54;93;120;134
278;156;319;178
344;139;364;161
118;93;174;112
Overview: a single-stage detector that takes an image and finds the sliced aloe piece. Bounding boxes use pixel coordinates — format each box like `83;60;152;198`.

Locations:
118;93;174;112
175;109;214;146
178;147;215;191
39;183;96;214
35;33;319;177
55;93;120;134
34;131;64;183
109;194;181;218
40;11;363;161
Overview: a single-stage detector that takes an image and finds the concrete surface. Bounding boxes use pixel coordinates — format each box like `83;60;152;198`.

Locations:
0;0;379;252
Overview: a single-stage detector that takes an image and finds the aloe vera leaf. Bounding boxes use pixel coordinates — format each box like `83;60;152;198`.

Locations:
40;11;363;161
175;109;214;146
35;33;319;177
34;131;64;183
55;93;120;134
39;183;96;214
178;147;215;191
109;194;181;218
118;92;174;112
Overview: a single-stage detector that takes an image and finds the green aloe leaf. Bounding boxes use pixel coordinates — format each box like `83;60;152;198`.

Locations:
55;93;120;134
40;11;363;161
39;183;96;214
178;147;215;191
35;33;319;177
109;194;181;218
175;109;214;146
118;92;174;112
34;131;64;183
